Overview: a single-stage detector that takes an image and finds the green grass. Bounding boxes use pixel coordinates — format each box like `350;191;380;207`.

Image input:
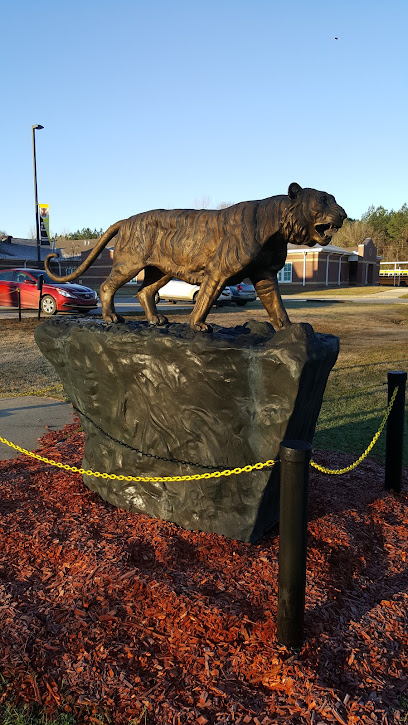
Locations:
0;708;147;725
288;305;408;466
399;697;408;723
284;285;386;296
0;704;75;725
129;707;148;724
0;699;149;724
313;360;403;463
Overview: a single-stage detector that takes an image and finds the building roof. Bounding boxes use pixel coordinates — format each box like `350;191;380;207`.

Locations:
55;237;101;258
287;243;355;254
0;238;51;262
287;240;380;260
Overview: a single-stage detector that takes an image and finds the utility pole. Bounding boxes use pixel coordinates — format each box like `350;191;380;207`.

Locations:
32;124;44;266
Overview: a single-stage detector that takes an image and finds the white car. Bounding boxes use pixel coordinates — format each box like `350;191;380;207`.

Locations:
155;279;232;306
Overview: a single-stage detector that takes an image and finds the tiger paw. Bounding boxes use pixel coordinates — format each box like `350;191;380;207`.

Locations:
104;312;125;324
148;314;169;326
190;321;212;333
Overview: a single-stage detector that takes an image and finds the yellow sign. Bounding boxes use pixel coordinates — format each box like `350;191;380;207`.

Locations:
39;204;50;245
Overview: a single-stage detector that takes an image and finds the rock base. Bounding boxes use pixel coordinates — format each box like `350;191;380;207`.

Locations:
35;318;339;542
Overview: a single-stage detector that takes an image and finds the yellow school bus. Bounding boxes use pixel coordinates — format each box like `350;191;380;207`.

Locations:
379;268;408;286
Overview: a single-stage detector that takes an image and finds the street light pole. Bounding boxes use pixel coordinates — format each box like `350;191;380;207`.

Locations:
32;124;44;267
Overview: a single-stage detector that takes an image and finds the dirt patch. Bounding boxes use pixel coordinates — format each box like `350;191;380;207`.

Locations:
0;421;407;724
0;319;60;394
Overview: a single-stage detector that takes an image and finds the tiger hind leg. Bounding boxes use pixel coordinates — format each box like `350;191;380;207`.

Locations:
100;265;140;323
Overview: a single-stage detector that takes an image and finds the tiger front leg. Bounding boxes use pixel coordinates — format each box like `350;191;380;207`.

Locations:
189;276;227;332
137;269;171;326
250;271;291;331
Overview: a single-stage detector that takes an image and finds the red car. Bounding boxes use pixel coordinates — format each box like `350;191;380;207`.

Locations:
0;268;98;315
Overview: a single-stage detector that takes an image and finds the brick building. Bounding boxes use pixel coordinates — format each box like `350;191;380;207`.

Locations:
280;238;379;288
74;247;116;288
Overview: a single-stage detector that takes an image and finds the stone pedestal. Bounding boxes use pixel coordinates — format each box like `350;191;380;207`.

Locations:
35;318;339;542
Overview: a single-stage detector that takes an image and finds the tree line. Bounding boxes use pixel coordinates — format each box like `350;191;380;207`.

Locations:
334;204;408;261
55;227;104;241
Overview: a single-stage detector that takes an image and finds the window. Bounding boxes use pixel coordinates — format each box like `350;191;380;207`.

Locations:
25;269;56;284
0;271;15;281
15;272;34;283
277;262;292;283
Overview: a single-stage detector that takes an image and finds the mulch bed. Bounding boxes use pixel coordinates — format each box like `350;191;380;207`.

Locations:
0;420;407;725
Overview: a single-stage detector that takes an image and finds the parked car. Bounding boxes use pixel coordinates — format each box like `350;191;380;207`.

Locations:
228;282;257;305
0;268;98;315
155;279;232;306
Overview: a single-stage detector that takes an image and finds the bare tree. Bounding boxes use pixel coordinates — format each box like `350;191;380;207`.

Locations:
193;195;212;209
193;197;234;210
215;202;233;209
331;219;374;249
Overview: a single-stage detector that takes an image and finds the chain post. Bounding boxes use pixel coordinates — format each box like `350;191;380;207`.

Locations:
277;439;311;649
37;274;43;320
385;371;407;493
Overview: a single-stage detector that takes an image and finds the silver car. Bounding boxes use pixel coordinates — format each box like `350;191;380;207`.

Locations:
228;282;257;306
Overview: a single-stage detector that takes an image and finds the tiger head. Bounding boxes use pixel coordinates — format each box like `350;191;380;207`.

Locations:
282;182;347;247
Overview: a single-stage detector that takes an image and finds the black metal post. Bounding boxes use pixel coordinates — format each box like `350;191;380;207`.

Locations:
37;274;43;320
385;371;407;493
32;124;44;267
17;288;21;322
277;439;311;649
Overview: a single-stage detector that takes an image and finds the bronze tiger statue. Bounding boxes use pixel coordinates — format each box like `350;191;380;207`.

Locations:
45;183;346;332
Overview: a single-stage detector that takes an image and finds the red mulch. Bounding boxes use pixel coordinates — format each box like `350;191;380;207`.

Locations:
0;421;407;725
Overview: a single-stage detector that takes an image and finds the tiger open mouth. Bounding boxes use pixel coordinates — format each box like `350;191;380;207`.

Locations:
315;223;339;240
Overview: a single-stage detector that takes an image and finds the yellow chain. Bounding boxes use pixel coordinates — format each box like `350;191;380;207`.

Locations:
0;384;64;399
0;435;275;481
0;387;399;480
310;387;398;474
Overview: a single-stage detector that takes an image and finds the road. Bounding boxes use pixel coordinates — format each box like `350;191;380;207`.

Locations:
0;289;407;319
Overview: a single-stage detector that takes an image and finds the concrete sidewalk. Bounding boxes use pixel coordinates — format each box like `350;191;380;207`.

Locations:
361;287;408;298
282;286;408;301
0;395;74;461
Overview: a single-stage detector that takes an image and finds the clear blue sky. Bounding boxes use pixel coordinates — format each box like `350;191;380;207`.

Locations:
1;0;407;238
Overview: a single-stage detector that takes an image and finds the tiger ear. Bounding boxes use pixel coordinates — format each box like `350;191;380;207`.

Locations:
288;182;302;199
